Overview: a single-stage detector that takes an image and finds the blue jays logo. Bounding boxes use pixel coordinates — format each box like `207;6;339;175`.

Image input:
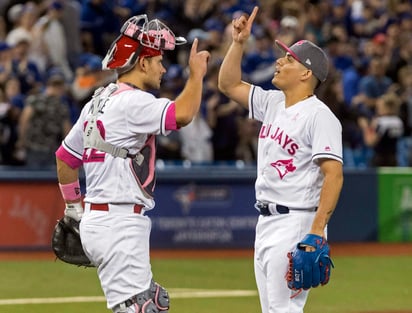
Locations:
270;158;296;179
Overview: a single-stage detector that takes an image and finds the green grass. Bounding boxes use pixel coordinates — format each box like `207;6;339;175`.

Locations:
1;256;411;313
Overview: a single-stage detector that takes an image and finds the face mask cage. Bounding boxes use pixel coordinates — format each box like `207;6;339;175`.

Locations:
121;14;148;40
122;15;186;51
140;19;187;50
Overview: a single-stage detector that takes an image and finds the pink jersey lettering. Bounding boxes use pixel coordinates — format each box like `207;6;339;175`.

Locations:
260;123;299;156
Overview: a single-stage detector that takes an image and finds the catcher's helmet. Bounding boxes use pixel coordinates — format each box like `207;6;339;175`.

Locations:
102;15;186;72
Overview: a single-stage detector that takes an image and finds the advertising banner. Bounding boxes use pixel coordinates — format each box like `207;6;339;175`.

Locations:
378;168;412;242
148;182;258;249
0;182;63;248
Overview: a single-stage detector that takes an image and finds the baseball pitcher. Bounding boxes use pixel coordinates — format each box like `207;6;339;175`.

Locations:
218;6;343;313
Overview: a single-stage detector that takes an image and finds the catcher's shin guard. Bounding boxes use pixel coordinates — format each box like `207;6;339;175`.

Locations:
113;280;169;313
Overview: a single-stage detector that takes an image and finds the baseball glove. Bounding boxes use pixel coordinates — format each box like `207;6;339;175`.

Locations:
286;234;334;292
51;216;94;267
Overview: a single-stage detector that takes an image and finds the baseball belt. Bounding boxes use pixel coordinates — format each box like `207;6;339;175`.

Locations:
254;201;317;216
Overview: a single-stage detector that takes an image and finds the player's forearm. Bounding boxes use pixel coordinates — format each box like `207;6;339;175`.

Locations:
218;41;244;95
174;76;204;127
56;157;80;189
310;170;343;236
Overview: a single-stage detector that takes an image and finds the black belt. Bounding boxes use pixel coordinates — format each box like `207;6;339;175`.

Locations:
255;202;317;216
256;202;290;215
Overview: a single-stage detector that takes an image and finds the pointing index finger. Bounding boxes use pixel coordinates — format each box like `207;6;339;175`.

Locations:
190;38;198;57
247;6;259;28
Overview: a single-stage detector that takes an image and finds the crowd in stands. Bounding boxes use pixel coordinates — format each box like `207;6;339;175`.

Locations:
0;0;411;169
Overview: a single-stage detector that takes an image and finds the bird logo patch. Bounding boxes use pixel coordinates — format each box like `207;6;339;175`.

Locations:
271;158;296;179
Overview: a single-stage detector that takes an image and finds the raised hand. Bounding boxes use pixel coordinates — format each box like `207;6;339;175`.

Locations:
189;38;211;79
232;6;259;44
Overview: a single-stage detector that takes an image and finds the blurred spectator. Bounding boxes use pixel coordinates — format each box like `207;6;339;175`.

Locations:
156;132;182;161
3;75;25;111
15;67;72;167
0;83;22;165
172;0;217;34
112;0;148;25
351;56;393;119
334;36;368;107
156;87;182;161
242;27;276;90
387;30;412;85
179;110;213;163
205;64;246;161
59;0;83;70
328;0;351;29
235;117;259;164
399;11;412;33
304;2;327;46
160;63;185;96
203;16;226;51
80;0;118;55
318;71;366;168
71;53;115;108
5;2;43;69
33;0;73;80
8;28;43;95
5;3;36;42
358;92;404;167
0;14;6;40
0;41;12;85
396;65;412;166
275;15;300;47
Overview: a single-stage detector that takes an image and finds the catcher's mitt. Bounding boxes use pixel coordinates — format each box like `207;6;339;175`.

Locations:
51;216;94;267
286;234;334;293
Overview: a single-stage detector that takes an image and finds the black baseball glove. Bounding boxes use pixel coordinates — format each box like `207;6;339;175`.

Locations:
51;216;94;267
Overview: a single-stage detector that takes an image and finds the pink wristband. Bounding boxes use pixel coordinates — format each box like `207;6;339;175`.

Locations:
59;181;81;201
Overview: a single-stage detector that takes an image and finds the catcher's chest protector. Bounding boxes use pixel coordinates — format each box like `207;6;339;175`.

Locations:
130;135;157;199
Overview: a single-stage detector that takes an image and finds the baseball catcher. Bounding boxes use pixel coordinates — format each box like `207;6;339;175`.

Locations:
51;204;93;267
286;234;334;295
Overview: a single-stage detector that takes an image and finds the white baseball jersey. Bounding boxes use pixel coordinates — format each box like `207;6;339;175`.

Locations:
249;85;343;313
249;85;343;209
60;82;174;209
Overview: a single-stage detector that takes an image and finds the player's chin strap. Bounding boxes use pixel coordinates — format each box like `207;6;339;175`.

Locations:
83;85;144;165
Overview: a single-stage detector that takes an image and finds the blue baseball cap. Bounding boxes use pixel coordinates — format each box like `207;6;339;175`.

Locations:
49;1;63;10
46;67;66;84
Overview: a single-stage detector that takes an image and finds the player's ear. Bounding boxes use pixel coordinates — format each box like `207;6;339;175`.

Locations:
301;69;315;85
137;57;147;72
302;69;312;79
